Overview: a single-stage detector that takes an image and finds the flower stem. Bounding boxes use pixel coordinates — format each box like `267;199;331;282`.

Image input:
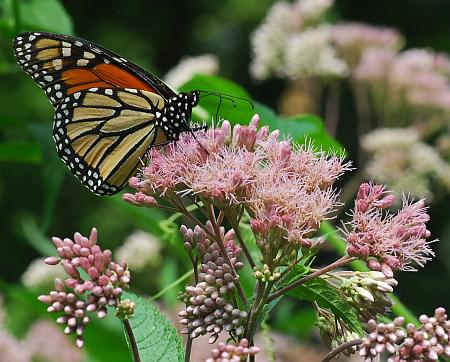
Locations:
266;255;355;303
207;203;248;305
244;280;273;341
184;335;193;362
320;338;363;362
149;270;193;301
123;319;141;362
226;212;256;269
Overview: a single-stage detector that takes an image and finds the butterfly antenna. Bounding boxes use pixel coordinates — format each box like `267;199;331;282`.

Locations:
215;94;223;123
198;90;254;109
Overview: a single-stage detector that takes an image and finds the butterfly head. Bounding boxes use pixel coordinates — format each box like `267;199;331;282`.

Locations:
157;91;200;140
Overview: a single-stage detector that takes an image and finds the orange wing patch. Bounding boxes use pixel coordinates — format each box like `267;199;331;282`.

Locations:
13;33;162;107
61;64;156;95
94;64;155;92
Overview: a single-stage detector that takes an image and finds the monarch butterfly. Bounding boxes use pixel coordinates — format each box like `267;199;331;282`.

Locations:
12;31;202;196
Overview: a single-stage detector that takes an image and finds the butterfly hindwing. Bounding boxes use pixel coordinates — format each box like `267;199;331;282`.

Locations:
54;87;168;195
13;31;177;107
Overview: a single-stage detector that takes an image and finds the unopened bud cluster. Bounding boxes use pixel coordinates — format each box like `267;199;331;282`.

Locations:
38;228;130;348
332;271;397;323
253;264;281;282
179;223;247;343
360;307;450;361
206;338;260;362
115;299;136;320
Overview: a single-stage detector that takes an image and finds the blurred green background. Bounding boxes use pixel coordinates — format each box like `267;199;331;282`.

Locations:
1;0;450;361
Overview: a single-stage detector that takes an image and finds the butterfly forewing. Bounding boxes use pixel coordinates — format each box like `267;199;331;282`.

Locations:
13;32;176;107
54;88;167;195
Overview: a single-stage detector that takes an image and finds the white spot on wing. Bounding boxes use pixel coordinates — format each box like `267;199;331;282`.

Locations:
77;59;89;66
53;59;63;70
83;51;95;59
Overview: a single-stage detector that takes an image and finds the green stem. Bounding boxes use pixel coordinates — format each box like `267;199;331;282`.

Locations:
12;0;21;33
226;212;256;269
149;270;193;301
123;319;141;362
320;338;363;362
244;281;273;341
266;255;355;303
184;335;193;362
319;221;420;326
207;203;247;305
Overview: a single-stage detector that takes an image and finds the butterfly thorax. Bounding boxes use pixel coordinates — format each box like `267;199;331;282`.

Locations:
156;91;200;140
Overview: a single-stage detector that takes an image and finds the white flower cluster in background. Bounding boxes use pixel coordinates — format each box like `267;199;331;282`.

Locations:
298;0;333;24
115;230;162;272
21;258;65;289
164;54;219;89
250;0;401;81
250;1;303;80
285;25;349;79
362;128;450;199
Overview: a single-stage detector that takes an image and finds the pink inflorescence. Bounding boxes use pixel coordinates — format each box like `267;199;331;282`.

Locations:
359;307;450;361
205;338;260;362
38;228;130;348
344;182;434;277
123;115;351;262
179;222;247;343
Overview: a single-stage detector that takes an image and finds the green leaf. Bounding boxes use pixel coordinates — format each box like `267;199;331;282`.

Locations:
252;295;282;336
272;300;317;338
106;196;166;236
122;291;184;362
159;258;181;309
179;75;344;152
19;0;73;34
287;277;364;336
28;122;66;232
0;0;17;35
21;214;55;256
255;102;345;154
0;142;42;163
277;264;311;288
179;74;254;124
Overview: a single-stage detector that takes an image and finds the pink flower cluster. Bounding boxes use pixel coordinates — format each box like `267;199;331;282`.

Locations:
206;338;260;362
344;183;434;276
39;228;130;347
124;115;350;261
331;22;403;67
360;307;450;361
355;47;450;124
